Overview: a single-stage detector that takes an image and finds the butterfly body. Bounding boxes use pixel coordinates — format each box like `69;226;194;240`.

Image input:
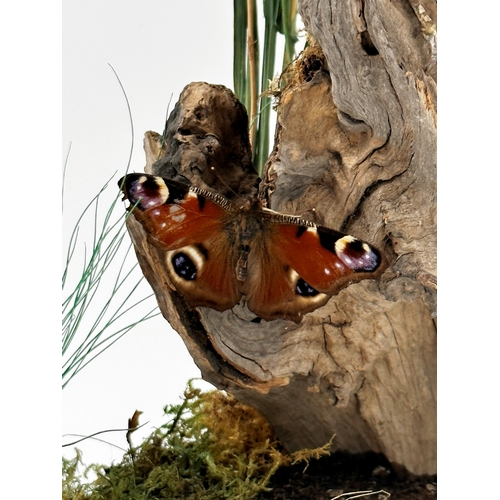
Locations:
120;173;386;322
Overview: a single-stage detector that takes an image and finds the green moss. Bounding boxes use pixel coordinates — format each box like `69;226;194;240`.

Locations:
62;449;96;500
62;382;292;500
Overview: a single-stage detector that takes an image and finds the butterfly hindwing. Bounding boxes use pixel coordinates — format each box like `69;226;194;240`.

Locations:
120;174;242;311
243;232;330;322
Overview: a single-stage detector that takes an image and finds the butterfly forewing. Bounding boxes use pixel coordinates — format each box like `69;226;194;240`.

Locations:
120;174;242;310
244;231;331;322
121;175;226;248
271;223;384;293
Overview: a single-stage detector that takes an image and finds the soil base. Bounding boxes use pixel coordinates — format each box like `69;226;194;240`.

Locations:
257;451;437;500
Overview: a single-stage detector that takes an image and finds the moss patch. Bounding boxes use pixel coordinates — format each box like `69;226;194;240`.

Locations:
63;382;324;500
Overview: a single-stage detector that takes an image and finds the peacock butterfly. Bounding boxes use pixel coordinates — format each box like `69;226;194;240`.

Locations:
119;173;386;323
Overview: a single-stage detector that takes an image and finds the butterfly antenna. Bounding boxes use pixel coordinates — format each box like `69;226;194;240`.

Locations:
209;165;241;199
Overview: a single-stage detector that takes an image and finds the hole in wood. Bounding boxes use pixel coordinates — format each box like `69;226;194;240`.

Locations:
360;30;379;56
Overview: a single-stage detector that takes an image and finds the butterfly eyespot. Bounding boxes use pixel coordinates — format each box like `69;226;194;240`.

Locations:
335;236;381;272
295;278;320;297
172;252;197;281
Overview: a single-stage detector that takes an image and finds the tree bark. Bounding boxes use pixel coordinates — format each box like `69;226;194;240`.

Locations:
125;0;436;476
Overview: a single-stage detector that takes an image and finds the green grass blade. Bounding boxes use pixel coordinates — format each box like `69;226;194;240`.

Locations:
232;0;299;175
62;67;160;388
253;0;280;174
279;0;298;70
62;180;161;387
233;0;248;105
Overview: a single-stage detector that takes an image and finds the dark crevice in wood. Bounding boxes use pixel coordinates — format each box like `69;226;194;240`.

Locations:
300;53;327;82
216;334;272;378
360;30;379;56
340;164;410;234
337;110;367;126
358;0;379;56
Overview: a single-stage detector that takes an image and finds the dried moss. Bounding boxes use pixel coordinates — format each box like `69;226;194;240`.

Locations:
62;449;95;500
264;34;327;110
62;382;307;500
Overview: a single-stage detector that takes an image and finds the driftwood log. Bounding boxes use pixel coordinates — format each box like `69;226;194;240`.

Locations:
125;0;436;476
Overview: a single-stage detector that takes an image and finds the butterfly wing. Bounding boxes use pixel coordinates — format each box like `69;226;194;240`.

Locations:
120;174;386;322
120;174;242;311
245;211;386;322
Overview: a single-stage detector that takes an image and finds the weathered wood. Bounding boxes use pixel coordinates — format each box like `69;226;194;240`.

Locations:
143;81;259;199
126;0;436;476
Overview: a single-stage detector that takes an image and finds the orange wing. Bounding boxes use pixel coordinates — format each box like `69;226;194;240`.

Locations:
120;174;242;311
120;175;386;323
245;212;386;322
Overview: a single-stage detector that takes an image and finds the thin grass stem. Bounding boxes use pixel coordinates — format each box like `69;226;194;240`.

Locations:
62;68;159;388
